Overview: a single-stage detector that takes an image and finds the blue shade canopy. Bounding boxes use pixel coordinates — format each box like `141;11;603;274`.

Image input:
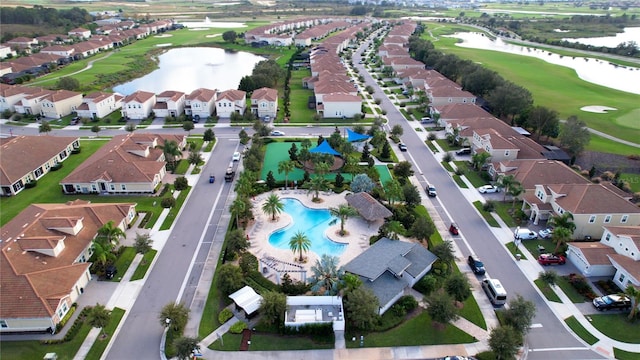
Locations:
310;140;341;156
347;128;372;143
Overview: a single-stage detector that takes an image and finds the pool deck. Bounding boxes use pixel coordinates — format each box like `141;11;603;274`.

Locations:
247;189;381;282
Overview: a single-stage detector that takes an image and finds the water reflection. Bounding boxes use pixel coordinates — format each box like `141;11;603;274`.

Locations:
112;47;264;95
179;17;246;28
446;32;640;95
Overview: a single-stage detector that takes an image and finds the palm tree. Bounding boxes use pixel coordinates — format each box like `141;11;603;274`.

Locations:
471;152;491;170
310;254;344;295
39;120;52;135
187;151;202;167
230;197;247;228
289;230;311;262
624;285;640;320
307;175;331;201
277;160;296;190
96;221;126;249
548;213;576;233
234;171;255;198
159;140;182;169
342;154;360;182
262;193;284;221
499;175;516;202
314;161;331;177
88;303;111;337
551;227;572;253
329;204;359;236
92;241;116;267
383;179;404;206
381;220;404;240
508;183;525;208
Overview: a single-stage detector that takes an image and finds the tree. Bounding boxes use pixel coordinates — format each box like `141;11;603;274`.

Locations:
309;254;344;295
217;264;243;295
350;173;375;193
445;272;472;303
238;128;249;145
91;124;101;136
410;216;435;242
329;204;359;236
489;325;522;360
498;175;518;202
551;226;573;253
471;152;491;171
538;270;558;286
56;76;80;91
383;179;404;206
182;121;194;135
402;183;422;207
262;193;284;221
559;116;590;158
91;241;116;268
125;123;136;133
426;291;459;326
343;287;379;330
88;303;111;337
380;141;391;159
503;294;536;335
39;120;52;135
230;197;247;228
222;30;237;43
624;285;640;320
548;212;576;233
133;233;153;254
526;105;559;140
508;183;525;207
432;241;455;268
278;160;296;190
379;220;404;240
203;128;214;142
391;124;403;137
393;161;414;179
259;291;287;325
307;175;331;201
288;143;298;161
187;151;202;167
289;231;311;262
159;302;190;332
159;140;182;170
96;221;125;250
486;81;533;122
342;155;360;182
174;336;200;360
226;228;249;255
461;67;499;97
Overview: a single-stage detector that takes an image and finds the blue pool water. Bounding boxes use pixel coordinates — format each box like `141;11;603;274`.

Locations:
268;198;347;257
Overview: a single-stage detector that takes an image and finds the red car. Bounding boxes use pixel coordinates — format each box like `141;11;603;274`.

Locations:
449;223;459;235
537;253;566;265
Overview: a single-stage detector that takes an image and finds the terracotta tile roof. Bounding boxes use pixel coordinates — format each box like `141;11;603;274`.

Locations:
122;90;155;104
549;183;640;215
435;103;493;120
83;91;114;103
608;254;640;282
0;135;79;185
217;89;246;102
251;87;278;102
604;226;640;249
157;90;185;102
44;89;82;102
323;93;361;102
429;85;475;98
569;242;615;265
495;160;590;190
186;88;217;102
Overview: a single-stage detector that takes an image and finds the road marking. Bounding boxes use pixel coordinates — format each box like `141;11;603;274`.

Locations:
530;323;543;328
529;347;590;352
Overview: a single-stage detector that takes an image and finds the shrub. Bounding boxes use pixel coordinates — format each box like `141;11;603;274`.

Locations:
71;147;81;154
414;274;439;295
284;322;333;336
161;197;176;208
427;132;437;141
229;321;248;334
158;184;170;197
25;180;37;189
138;211;153;228
51;163;63;171
218;308;233;324
174;176;188;191
483;201;496;212
442;152;453;162
54;304;77;333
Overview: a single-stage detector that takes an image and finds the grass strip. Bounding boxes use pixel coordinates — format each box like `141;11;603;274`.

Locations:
472;201;500;227
614;348;640;360
458;295;487;330
492;202;518;228
452;175;468;188
534;279;562;303
505;241;527;260
564;316;598;345
84;308;126;360
111;247;136;282
441;161;454;172
159;186;192;231
556;276;588;303
588;313;640;344
130;250;157;281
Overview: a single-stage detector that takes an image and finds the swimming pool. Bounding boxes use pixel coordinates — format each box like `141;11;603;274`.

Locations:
268;198;347;257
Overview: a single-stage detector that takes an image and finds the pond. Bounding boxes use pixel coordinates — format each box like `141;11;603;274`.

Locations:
446;32;640;95
112;47;264;95
562;27;640;48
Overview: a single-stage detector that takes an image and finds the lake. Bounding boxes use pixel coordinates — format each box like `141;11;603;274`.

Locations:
562;27;640;48
112;47;264;95
446;32;640;95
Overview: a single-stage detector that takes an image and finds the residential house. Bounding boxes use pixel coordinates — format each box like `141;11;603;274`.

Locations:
76;91;123;119
39;45;75;58
250;87;278;119
433;103;494;127
0;136;80;196
0;200;136;333
13;89;52;116
68;28;91;39
39;90;83;119
321;93;362;119
215;89;246;118
488;159;590;191
7;37;38;51
60;133;185;195
184;88;216;120
0;45;17;60
566;226;640;289
153;90;186;118
522;183;640;237
0;84;43;112
471;127;546;162
344;238;437;314
427;86;476;107
121;91;156;120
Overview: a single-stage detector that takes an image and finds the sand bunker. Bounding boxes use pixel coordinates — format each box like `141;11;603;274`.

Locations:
155;43;172;47
205;34;222;38
154;34;172;38
580;106;618;113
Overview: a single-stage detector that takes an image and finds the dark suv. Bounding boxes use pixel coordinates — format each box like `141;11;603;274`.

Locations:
592;294;631;311
467;255;486;275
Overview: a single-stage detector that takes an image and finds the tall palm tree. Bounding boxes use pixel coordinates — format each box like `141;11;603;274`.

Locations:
262;193;284;221
307;175;331;201
277;160;296;190
548;212;576;233
329;204;359;236
624;285;640;320
289;230;311;262
499;174;516;202
383;179;404;206
381;220;404;240
314;161;330;177
96;221;125;249
508;183;525;208
234;171;254;198
92;241;116;267
159;140;182;169
552;227;572;253
342;154;359;182
310;254;344;295
230;197;247;228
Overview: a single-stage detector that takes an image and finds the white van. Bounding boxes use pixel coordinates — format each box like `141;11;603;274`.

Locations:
514;227;538;240
482;278;507;306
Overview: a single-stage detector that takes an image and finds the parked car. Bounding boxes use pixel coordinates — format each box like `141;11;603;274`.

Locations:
263;115;271;122
537;253;566;265
398;143;407;152
426;184;436;197
467;255;486;275
477;185;500;193
421;117;434;124
456;147;471;155
232;151;241;161
270;130;285;136
449;223;459;235
514;227;538;240
209;174;215;183
592;294;632;311
538;227;554;239
105;265;118;280
70;116;80;125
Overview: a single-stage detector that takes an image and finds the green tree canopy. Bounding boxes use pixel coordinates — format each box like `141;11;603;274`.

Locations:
343;287;379;330
309;254;344;295
489;325;522;360
559;115;590;158
259;291;287;325
445;272;472;303
289;231;311;262
87;303;111;336
174;336;200;360
222;30;237;43
217;264;243;296
426;291;459;325
262;193;284;221
159;302;190;332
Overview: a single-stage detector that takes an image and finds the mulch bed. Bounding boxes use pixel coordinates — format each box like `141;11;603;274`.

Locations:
239;328;252;351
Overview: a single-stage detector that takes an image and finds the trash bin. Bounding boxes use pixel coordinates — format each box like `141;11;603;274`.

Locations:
516;254;522;261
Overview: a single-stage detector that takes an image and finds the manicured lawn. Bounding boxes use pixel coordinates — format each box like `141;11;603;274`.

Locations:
345;310;475;348
414;205;444;248
130;250;157;281
173;159;190;175
506;241;528;260
441;161;454;172
0;322;92;360
288;68;318;123
435;139;456;152
556;276;588;303
564;316;599;345
425;140;439;153
198;256;229;338
491;201;519;228
453;161;486;188
472;201;500;227
84;307;126;360
159;186;192;230
208;332;243;350
534;279;561;303
614;348;640;360
452;174;468;188
589;313;640;344
459;295;487;330
110;247;137;282
620;173;640;193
